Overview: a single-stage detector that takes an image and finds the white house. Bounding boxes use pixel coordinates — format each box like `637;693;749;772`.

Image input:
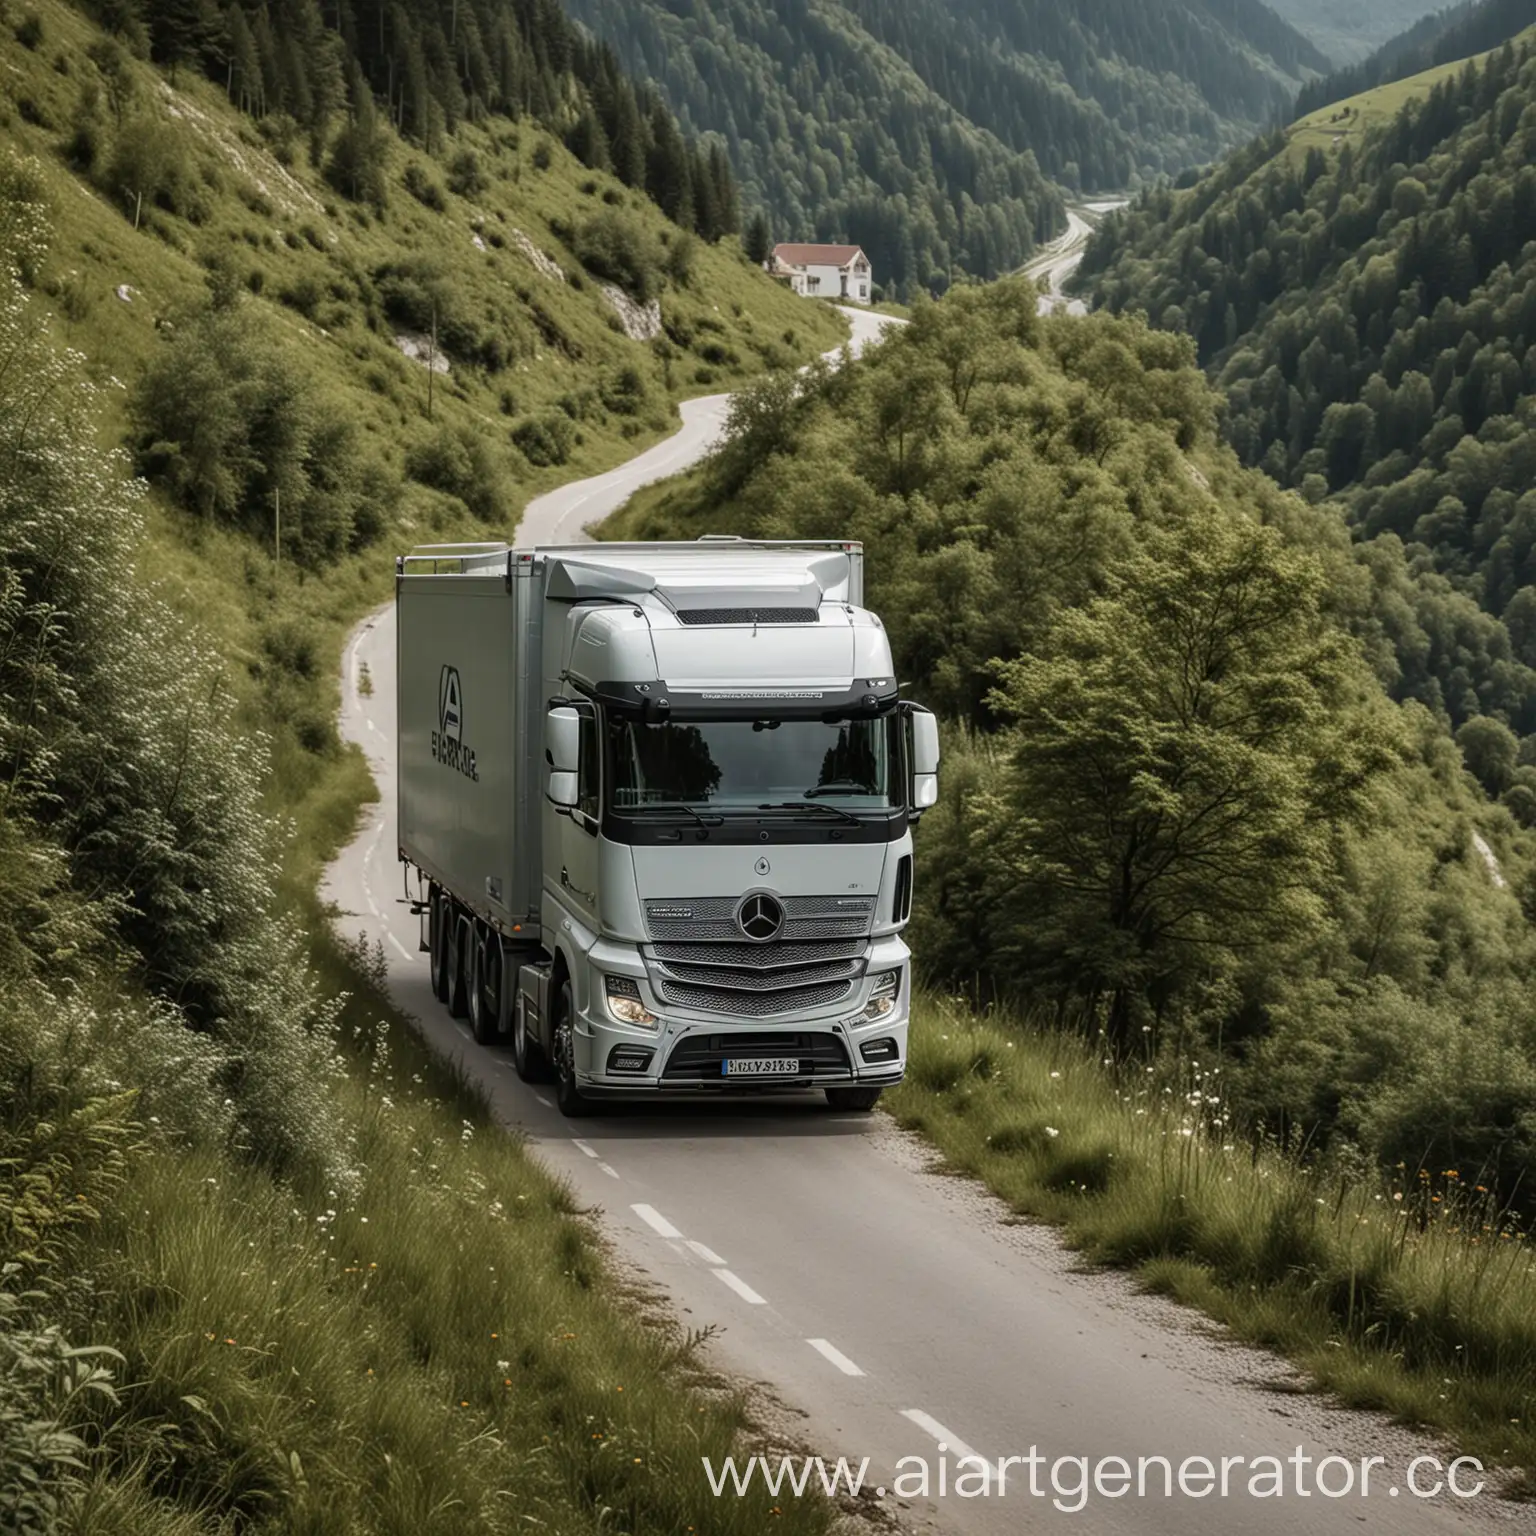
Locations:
768;243;873;304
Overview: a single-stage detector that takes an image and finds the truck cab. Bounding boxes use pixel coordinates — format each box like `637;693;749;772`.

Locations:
395;538;939;1117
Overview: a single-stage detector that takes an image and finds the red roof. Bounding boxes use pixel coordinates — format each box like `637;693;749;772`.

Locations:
772;243;867;268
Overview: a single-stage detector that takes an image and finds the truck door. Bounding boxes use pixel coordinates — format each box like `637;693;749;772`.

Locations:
555;701;602;926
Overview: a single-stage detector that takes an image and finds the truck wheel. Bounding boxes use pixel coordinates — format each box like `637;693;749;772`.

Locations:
553;980;592;1118
469;929;499;1046
512;995;549;1083
430;890;450;1004
446;915;470;1019
825;1086;883;1112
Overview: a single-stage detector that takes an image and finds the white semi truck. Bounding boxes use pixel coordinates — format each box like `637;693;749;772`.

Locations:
395;537;939;1117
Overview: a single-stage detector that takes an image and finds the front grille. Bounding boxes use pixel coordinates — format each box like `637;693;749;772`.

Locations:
675;607;818;625
652;938;864;969
662;1031;851;1079
657;958;861;992
643;895;874;1015
655;978;854;1016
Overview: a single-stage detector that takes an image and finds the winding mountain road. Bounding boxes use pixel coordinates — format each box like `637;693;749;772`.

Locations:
320;307;1502;1536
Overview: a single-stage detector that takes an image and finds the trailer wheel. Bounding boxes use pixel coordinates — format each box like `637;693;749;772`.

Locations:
469;927;499;1046
430;889;451;1004
446;914;470;1019
553;980;591;1118
512;994;549;1082
824;1086;883;1112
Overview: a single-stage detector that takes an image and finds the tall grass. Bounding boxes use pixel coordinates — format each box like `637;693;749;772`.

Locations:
891;995;1536;1490
60;961;834;1535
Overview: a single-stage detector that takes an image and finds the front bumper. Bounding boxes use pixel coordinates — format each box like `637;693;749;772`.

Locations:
572;995;909;1095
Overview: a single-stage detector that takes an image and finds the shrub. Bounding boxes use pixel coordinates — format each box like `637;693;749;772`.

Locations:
531;138;553;170
14;11;41;47
406;424;516;521
600;364;648;416
571;210;658;302
1;230;348;1180
130;306;391;565
403;161;446;211
447;148;486;198
511;412;575;468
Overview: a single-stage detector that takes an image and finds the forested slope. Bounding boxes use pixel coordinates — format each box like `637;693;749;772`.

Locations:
563;0;1331;295
1079;33;1536;748
0;0;845;1525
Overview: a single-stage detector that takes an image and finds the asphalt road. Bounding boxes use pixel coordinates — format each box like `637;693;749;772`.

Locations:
1019;205;1125;316
321;308;1504;1536
517;305;896;545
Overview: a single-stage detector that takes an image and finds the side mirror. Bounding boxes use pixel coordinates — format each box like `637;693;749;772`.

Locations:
908;704;940;811
546;706;581;774
547;769;579;810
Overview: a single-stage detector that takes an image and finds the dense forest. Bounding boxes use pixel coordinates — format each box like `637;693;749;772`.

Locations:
602;282;1536;1217
1293;0;1536;115
1079;34;1536;751
82;0;741;240
561;0;1329;296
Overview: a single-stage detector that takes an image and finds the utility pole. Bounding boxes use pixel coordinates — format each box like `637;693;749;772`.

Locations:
274;487;280;566
427;302;437;421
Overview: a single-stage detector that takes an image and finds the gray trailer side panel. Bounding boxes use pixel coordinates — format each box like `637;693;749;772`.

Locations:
397;573;540;931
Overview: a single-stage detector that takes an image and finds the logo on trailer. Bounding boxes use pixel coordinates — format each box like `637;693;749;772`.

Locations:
431;664;478;781
754;856;771;876
736;892;785;943
439;666;463;743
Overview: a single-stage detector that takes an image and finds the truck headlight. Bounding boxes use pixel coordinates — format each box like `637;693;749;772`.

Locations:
605;975;658;1030
855;970;900;1022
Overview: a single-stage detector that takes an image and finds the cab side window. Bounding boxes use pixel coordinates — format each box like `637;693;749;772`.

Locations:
577;706;600;826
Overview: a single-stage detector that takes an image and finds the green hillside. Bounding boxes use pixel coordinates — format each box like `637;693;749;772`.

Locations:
1078;31;1536;752
0;1;846;1526
563;0;1331;297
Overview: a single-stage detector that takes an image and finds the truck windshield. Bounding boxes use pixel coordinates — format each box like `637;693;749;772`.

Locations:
608;716;900;814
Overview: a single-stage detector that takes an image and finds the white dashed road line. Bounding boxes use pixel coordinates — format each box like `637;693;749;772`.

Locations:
714;1269;767;1305
571;1139;599;1159
631;1203;684;1240
900;1409;985;1465
598;1162;620;1179
686;1239;726;1266
807;1338;865;1377
534;1095;552;1108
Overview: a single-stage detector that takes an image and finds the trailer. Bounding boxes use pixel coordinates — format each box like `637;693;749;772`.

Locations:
396;537;939;1117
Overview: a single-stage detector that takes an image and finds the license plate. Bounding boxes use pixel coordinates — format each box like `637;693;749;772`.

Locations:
723;1057;801;1078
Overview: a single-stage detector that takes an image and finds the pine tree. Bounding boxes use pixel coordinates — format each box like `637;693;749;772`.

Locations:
744;209;772;264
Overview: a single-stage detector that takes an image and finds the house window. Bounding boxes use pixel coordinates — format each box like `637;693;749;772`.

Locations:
859;284;868;299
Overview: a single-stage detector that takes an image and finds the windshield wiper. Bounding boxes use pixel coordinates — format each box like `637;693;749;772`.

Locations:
758;800;862;826
804;780;874;798
622;801;724;827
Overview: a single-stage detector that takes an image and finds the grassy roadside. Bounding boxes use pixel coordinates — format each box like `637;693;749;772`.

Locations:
891;994;1536;1494
61;946;839;1533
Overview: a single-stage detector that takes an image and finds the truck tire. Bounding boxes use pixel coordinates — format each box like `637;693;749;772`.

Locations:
825;1086;883;1112
512;995;549;1082
553;979;592;1118
446;914;470;1019
469;928;499;1046
430;889;450;1004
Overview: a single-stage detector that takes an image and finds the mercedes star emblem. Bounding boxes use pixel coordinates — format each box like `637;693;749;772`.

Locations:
737;892;785;942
